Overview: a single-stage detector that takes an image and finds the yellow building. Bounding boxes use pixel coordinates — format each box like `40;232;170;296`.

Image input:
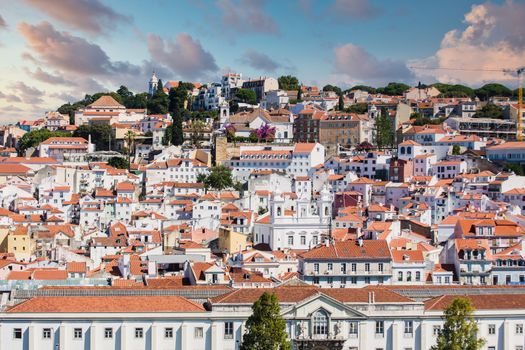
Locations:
218;227;250;254
0;226;9;252
7;226;35;261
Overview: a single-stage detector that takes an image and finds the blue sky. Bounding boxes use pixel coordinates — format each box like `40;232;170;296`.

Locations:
0;0;523;121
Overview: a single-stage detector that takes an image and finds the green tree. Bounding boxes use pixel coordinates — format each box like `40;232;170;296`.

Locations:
147;86;169;115
452;144;461;155
345;102;368;114
322;84;342;96
473;103;504;119
171;114;184;146
188;119;206;148
474;83;512;100
374;108;394;149
277;75;299;90
297;85;302;102
376;82;409;96
432;83;475;98
107;156;129;169
73;124;112;151
504;163;524;176
236;89;257;105
338;94;345;110
240;292;290;350
18;129;70;154
349;85;377;94
431;297;486;350
201;165;234;190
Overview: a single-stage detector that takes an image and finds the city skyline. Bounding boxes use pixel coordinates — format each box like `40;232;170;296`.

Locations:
0;0;524;121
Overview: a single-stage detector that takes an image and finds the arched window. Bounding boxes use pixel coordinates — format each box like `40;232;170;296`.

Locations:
324;206;329;216
407;147;412;154
313;310;328;335
277;207;282;216
400;147;405;154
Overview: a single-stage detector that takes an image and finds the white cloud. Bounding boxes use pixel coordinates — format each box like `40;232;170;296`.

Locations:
410;2;525;86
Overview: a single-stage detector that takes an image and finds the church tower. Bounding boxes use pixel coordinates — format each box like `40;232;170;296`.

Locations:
219;101;230;128
148;71;159;96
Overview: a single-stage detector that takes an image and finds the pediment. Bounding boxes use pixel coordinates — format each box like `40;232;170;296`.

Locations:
281;292;366;319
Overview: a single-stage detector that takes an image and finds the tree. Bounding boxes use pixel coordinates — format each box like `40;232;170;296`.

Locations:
277;75;299;90
18;129;70;154
504;163;524;176
188;119;206;148
297;85;302;102
236;89;257;105
376;82;409;96
73;124;112;151
201;165;234;190
432;83;475;98
345;102;368;114
473;103;504;119
338;94;345;110
474;83;512;100
253;123;276;142
171;114;184;146
452;145;461;155
431;297;486;350
240;292;290;350
107;156;129;169
124;130;136;170
322;84;342;96
349;85;376;94
147;86;169;114
374;108;394;149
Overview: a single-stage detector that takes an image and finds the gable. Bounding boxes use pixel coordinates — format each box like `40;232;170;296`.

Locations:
281;292;366;320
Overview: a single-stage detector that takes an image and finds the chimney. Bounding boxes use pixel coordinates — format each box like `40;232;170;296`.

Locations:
357;238;363;247
324;238;330;247
368;291;375;304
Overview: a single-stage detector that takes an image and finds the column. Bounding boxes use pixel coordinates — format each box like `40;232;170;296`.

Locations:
211;322;220;350
59;324;67;350
121;323;127;350
359;321;367;350
151;324;158;350
90;322;97;350
28;324;36;350
391;323;398;350
503;320;510;350
180;324;188;350
420;322;427;350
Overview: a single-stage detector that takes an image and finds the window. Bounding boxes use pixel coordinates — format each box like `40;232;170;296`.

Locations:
104;328;113;339
13;328;22;339
314;263;319;273
488;324;495;335
300;236;306;245
378;263;383;272
194;327;204;339
42;328;52;339
415;271;421;281
341;263;347;274
135;328;143;338
351;263;356;272
313;310;329;335
375;321;384;335
288;236;294;245
433;325;441;336
516;323;523;334
404;321;413;335
73;328;82;339
165;328;173;338
398;271;403;281
313;276;319;284
224;322;234;339
349;322;358;335
327;263;333;271
365;263;370;272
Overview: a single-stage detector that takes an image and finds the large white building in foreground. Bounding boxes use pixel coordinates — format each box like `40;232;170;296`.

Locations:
2;285;525;350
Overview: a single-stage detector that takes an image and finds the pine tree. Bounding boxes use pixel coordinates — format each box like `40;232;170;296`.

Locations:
431;297;486;350
297;85;302;102
338;94;344;110
240;292;290;350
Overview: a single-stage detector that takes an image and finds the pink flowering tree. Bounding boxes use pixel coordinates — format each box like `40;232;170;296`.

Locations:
224;123;236;143
253;123;276;142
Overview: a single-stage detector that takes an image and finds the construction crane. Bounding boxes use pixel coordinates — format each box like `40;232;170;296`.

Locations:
409;66;525;140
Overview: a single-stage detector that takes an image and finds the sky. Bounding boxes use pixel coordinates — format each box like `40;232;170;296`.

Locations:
0;0;524;122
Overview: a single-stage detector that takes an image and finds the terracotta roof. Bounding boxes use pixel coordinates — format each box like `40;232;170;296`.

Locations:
300;240;391;260
391;250;425;263
67;262;87;273
87;95;124;108
7;296;205;313
425;294;525;311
